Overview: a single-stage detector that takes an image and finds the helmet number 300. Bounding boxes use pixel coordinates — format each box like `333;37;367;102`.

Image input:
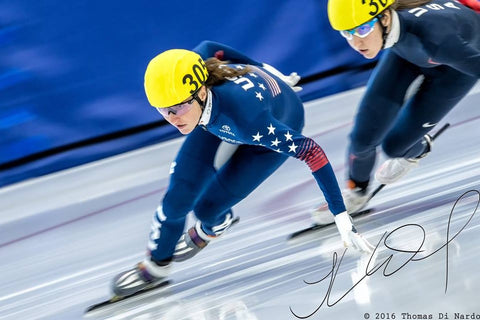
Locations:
362;0;388;16
182;58;208;94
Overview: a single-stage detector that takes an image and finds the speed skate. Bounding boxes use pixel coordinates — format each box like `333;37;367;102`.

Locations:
84;280;170;316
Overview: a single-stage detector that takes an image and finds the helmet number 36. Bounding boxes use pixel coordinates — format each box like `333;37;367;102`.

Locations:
182;58;208;94
362;0;389;16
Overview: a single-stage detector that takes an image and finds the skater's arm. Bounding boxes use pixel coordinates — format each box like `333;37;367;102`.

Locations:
432;36;480;77
193;40;262;66
311;162;346;215
253;116;346;215
242;112;372;252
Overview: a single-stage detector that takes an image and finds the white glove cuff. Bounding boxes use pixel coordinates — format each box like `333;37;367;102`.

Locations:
334;211;352;231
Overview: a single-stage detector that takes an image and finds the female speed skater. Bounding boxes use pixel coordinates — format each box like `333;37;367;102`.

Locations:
111;41;375;297
313;0;480;224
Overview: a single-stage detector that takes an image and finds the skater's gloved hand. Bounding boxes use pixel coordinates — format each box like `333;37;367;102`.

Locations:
334;211;374;253
262;63;302;92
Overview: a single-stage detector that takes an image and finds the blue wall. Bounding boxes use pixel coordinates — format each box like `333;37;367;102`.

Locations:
0;0;375;187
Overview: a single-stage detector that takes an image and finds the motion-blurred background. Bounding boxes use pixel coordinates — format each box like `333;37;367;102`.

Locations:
0;0;376;187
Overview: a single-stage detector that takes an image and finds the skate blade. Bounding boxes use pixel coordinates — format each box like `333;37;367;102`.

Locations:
288;208;373;240
84;280;170;316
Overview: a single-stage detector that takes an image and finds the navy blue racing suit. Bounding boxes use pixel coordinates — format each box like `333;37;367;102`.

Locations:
148;41;346;262
349;0;479;184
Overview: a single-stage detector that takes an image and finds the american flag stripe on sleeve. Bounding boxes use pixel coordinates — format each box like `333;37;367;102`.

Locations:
295;138;329;172
249;66;281;97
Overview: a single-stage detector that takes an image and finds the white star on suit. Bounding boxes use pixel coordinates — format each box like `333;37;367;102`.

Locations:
274;148;282;153
255;92;264;101
249;72;258;78
252;132;263;142
288;142;298;153
258;83;266;90
267;124;276;135
236;65;244;70
284;131;293;141
271;138;280;147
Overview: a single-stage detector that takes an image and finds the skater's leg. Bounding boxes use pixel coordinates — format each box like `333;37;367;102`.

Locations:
195;145;288;231
148;127;222;262
312;53;420;221
173;145;289;261
376;67;477;184
112;128;222;296
348;51;421;185
382;67;477;158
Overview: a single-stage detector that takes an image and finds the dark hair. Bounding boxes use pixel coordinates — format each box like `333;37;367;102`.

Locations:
204;57;251;87
391;0;432;10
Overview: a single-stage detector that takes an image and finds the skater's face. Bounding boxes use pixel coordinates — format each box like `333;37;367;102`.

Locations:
160;86;206;135
343;12;391;59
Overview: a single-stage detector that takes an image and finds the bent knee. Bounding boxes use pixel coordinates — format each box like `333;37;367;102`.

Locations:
162;183;197;220
349;132;378;156
381;139;406;158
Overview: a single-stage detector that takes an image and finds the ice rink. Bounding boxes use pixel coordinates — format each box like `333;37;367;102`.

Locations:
1;83;479;320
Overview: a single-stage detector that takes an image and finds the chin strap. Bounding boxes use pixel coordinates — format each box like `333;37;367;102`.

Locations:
378;13;389;49
194;94;205;111
197;88;213;128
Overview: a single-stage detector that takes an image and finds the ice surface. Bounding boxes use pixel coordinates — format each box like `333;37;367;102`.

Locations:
0;83;479;320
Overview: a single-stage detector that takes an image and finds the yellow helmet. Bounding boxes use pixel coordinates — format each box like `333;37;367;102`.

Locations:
328;0;395;31
144;49;209;108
